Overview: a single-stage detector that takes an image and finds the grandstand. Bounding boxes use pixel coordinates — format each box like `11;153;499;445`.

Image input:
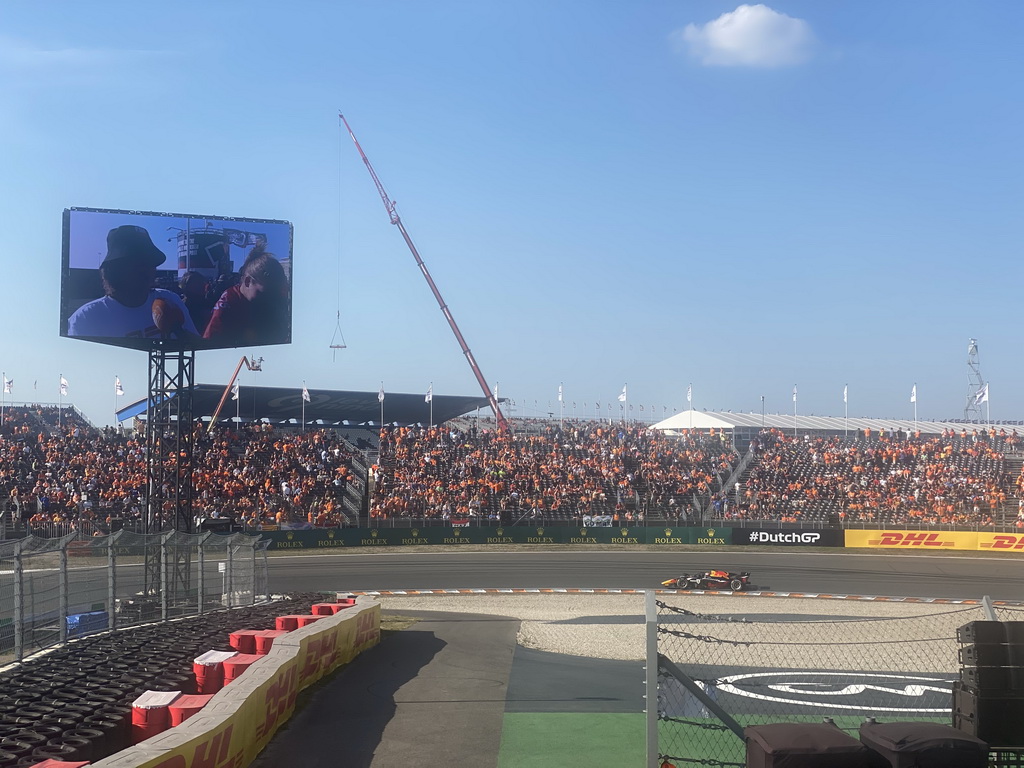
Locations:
3;402;1024;539
652;409;1024;452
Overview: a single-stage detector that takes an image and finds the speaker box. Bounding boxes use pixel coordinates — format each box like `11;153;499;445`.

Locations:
962;665;1024;692
745;723;870;768
960;644;1024;667
958;622;1024;645
953;683;1024;747
859;721;988;768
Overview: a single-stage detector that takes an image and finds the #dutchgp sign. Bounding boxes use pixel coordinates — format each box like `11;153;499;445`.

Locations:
736;529;842;547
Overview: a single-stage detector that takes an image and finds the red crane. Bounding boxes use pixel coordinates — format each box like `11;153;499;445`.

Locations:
339;113;509;433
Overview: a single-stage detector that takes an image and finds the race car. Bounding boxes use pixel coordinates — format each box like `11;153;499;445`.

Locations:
661;569;752;591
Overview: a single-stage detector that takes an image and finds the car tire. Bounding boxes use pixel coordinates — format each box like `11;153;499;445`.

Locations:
729;578;743;591
677;580;691;590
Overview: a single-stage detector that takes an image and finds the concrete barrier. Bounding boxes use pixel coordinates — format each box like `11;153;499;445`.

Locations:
89;597;381;768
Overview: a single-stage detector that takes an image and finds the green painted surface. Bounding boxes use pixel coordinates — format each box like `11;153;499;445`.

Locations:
498;713;645;768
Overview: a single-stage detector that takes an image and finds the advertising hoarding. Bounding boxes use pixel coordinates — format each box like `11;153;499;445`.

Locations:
61;207;293;351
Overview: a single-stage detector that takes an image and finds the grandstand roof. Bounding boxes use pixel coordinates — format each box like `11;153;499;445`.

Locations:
651;409;1019;436
116;384;494;427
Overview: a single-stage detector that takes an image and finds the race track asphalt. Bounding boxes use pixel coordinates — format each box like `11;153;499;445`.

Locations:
266;549;1024;602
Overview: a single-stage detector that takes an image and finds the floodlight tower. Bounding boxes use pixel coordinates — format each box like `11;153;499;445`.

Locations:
963;338;986;421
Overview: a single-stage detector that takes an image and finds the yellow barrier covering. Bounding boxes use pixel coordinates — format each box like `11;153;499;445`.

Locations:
91;598;380;768
845;529;980;550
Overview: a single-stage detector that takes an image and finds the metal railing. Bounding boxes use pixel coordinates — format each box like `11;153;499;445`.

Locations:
0;531;269;665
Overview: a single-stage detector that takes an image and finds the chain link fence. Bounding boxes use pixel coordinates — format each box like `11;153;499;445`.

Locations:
647;592;991;768
0;531;268;665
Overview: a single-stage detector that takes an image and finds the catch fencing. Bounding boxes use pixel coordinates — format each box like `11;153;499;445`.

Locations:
646;591;995;767
0;531;269;665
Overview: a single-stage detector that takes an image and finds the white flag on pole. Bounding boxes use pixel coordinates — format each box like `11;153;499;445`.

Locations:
687;384;692;404
558;384;563;403
425;385;432;403
617;385;627;403
974;383;989;405
910;385;917;403
3;377;11;394
792;385;797;403
115;377;124;396
231;381;239;401
302;386;310;402
843;385;847;404
60;376;69;396
378;384;385;403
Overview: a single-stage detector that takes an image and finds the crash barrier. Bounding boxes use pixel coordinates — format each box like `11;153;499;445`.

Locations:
89;596;380;768
0;594;367;767
260;525;846;549
0;531;270;664
647;591;1024;767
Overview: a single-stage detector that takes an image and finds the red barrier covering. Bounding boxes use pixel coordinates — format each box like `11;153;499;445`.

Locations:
222;653;262;685
193;650;237;694
168;694;216;726
229;629;262;654
254;629;290;655
25;762;90;768
131;690;179;744
296;615;323;628
275;615;303;631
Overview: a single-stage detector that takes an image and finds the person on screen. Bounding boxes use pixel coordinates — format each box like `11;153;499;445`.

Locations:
203;245;289;345
66;226;199;341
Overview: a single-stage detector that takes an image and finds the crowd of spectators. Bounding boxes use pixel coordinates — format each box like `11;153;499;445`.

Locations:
370;422;737;523
0;406;359;535
5;404;1024;534
733;429;1013;525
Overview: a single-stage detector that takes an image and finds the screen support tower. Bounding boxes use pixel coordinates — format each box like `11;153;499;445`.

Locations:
963;338;986;422
143;343;196;601
339;113;509;433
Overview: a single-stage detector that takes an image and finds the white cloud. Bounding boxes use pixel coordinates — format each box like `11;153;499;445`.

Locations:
0;35;174;85
673;4;815;68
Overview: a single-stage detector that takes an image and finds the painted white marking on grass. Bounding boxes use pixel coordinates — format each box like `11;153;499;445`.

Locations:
716;671;954;713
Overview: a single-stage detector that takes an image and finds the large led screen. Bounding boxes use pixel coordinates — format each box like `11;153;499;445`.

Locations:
61;207;293;351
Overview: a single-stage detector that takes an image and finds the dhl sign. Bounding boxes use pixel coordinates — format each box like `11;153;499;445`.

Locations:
845;530;979;550
979;533;1024;551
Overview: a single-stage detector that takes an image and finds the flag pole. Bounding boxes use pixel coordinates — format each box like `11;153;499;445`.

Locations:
793;385;798;438
844;385;848;438
58;373;63;429
430;382;433;428
913;383;918;435
559;382;564;431
1;371;5;428
379;381;384;427
302;380;306;433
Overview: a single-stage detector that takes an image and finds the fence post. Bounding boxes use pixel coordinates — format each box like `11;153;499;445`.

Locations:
645;590;658;768
226;538;235;609
59;540;69;645
250;540;257;606
160;531;174;621
13;539;24;662
108;530;121;632
197;532;212;615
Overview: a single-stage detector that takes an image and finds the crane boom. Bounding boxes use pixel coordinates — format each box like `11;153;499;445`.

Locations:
339;113;509;433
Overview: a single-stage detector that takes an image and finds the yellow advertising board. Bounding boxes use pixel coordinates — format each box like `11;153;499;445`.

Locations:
844;529;979;550
978;532;1024;552
122;602;380;768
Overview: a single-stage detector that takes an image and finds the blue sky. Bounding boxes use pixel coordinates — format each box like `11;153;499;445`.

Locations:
1;2;1022;426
